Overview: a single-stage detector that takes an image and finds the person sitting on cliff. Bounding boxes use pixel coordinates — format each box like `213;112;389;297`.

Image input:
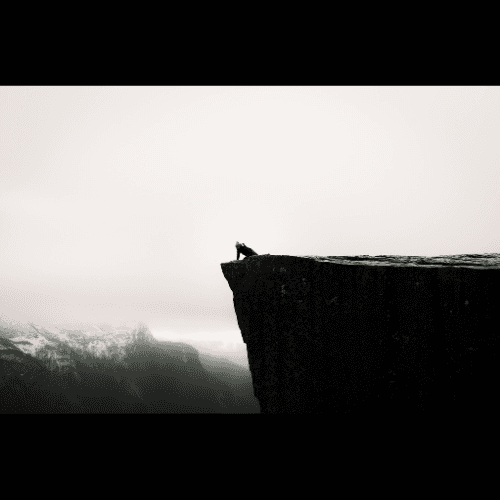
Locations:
236;242;258;260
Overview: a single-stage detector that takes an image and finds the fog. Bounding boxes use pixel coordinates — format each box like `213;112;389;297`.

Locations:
1;86;499;342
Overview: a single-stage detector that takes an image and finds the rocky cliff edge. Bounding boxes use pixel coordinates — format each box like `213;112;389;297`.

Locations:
221;254;500;414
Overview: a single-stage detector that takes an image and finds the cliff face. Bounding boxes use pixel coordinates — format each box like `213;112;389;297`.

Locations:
221;254;500;414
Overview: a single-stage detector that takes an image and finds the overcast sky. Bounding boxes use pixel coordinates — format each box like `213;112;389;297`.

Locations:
0;86;499;340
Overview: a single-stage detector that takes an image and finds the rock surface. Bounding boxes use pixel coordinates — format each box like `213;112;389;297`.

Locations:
221;254;500;414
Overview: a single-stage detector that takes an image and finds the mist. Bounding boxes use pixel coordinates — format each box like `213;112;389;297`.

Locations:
1;86;499;340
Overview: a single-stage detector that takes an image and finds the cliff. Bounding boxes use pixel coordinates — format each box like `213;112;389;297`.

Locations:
221;253;500;414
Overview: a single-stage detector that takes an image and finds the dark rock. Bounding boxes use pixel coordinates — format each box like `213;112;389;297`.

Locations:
0;341;59;413
221;254;500;414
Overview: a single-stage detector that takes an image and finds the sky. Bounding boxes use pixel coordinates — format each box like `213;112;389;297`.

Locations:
0;86;499;341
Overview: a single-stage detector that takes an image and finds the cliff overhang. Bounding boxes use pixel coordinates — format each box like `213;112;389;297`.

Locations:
221;254;500;414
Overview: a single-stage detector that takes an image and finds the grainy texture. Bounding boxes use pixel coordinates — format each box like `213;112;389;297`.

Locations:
221;254;500;414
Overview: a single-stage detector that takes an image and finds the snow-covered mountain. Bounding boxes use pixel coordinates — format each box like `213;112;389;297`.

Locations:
0;308;252;379
0;309;260;413
0;311;151;372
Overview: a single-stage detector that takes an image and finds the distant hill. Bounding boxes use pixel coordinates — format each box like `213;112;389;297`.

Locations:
0;314;259;413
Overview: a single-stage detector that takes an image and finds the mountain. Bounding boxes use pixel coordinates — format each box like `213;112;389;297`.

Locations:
0;313;259;413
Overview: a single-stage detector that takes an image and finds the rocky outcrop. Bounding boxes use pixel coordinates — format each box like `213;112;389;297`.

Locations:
221;254;500;414
0;336;48;379
0;336;57;412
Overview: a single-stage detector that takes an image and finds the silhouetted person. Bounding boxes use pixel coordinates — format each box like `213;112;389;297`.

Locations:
236;241;258;260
